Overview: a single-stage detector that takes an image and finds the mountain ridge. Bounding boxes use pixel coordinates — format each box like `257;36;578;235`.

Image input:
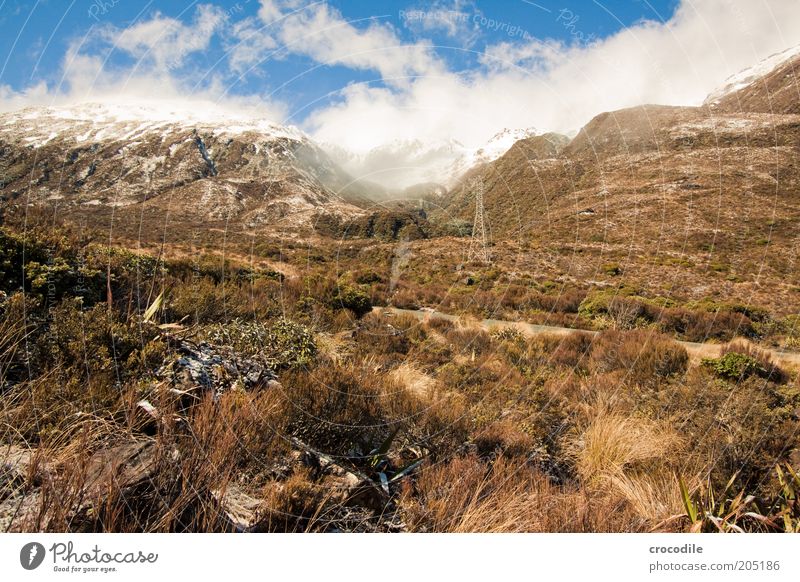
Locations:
0;100;372;236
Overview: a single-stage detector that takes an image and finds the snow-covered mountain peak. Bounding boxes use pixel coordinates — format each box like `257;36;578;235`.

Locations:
319;128;539;190
477;127;538;158
705;44;800;105
1;99;307;147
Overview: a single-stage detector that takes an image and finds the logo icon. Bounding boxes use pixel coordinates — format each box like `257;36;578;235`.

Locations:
20;542;46;570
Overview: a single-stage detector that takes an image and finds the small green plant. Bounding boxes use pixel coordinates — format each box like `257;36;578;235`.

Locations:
676;473;761;532
142;290;165;323
703;352;765;381
490;327;524;343
773;464;800;532
672;464;800;533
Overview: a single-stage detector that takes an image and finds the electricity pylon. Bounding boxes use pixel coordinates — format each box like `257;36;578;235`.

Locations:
467;179;491;263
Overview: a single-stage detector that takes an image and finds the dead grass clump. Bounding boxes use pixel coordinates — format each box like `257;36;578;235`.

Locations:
659;307;755;342
390;362;437;399
667;367;799;493
390;288;421;310
534;288;587;313
424;315;454;334
444;326;492;356
571;413;682;482
277;361;415;457
352;313;413;356
278;362;383;455
408;336;453;370
400;455;553;532
550;332;595;369
259;467;331;532
401;454;644;532
435;359;500;400
607;296;654;329
609;471;688;525
590;329;688;383
473;420;535;458
387;313;428;344
499;332;593;377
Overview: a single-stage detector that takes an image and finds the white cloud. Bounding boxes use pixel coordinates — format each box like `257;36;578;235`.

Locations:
226;16;278;74
0;7;287;122
257;0;297;24
0;81;50;112
261;1;444;83
400;0;480;46
103;4;227;72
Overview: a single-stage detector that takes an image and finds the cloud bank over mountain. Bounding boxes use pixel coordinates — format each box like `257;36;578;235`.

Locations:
3;0;800;187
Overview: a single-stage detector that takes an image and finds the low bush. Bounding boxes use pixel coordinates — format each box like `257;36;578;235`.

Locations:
332;284;372;318
206;318;317;371
703;342;787;383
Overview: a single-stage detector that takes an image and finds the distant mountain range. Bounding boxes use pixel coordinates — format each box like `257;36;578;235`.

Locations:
1;45;798;250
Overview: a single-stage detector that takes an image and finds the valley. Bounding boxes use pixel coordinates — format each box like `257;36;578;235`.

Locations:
1;44;800;534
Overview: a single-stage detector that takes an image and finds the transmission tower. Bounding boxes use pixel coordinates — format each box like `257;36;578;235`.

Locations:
467;179;491;263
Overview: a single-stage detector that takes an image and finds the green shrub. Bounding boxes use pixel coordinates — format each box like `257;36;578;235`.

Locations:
703;343;786;383
703;352;764;381
333;284;372;317
206;318;317;371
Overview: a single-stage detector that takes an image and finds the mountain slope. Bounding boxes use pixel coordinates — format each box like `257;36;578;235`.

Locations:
706;44;800;114
437;50;800;311
0;101;369;237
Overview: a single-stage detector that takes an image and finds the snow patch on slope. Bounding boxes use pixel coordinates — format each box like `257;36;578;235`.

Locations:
445;127;538;184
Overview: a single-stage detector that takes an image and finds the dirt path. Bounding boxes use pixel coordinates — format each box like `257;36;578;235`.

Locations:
375;307;800;370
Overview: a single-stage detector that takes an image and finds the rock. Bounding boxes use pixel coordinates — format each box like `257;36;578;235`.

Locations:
83;441;158;493
157;339;277;399
289;437;386;510
0;446;52;532
0;490;42;532
0;445;49;498
1;445;33;489
211;484;264;532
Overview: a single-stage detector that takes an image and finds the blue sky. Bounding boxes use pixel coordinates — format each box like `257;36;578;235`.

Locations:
1;1;799;186
1;0;680;121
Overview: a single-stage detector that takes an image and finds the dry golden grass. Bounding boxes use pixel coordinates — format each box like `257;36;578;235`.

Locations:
389;361;437;398
570;413;683;486
2;220;798;533
400;454;644;532
609;471;691;525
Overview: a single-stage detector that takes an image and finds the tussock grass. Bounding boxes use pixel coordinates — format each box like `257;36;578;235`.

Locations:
2;222;798;532
570;413;683;485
